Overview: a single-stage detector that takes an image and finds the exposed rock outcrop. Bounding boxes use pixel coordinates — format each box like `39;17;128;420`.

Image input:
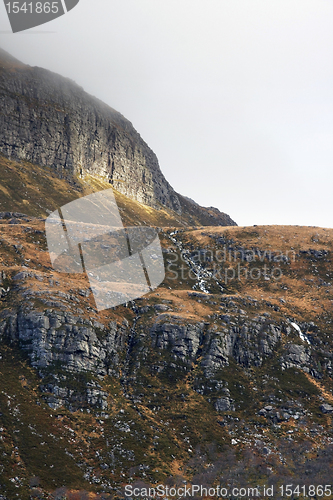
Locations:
0;48;179;212
0;48;236;226
150;318;284;380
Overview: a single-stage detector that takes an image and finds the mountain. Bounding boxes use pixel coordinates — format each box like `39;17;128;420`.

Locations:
0;48;333;500
0;47;236;227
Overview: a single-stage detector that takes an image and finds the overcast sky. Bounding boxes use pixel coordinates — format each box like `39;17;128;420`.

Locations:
1;0;332;228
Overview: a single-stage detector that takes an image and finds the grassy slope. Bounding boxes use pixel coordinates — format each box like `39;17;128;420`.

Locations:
0;154;80;218
0;153;225;228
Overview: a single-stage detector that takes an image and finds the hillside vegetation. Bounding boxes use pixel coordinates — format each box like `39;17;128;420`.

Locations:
0;153;234;228
0;207;332;498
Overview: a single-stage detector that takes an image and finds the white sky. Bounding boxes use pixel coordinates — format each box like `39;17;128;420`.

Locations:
1;0;332;228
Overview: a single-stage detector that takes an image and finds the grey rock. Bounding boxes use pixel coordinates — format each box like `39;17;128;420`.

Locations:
0;306;130;409
0;49;236;225
202;322;282;372
281;343;311;370
320;403;333;414
0;49;236;226
150;318;283;377
215;397;235;412
154;304;169;312
150;321;203;363
0;59;180;214
13;271;29;281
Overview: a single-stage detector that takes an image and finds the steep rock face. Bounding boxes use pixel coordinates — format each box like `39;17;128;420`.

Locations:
150;320;204;364
0;48;181;212
1;308;128;377
281;343;311;372
151;318;283;376
0;297;309;412
0;306;129;410
0;48;237;225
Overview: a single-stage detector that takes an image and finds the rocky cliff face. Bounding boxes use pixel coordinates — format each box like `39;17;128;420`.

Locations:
0;48;180;213
0;48;236;227
0;286;323;413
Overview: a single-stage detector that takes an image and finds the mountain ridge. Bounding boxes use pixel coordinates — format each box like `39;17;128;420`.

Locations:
0;47;236;227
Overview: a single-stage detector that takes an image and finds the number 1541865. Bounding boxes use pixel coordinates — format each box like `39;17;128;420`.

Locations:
5;2;60;14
